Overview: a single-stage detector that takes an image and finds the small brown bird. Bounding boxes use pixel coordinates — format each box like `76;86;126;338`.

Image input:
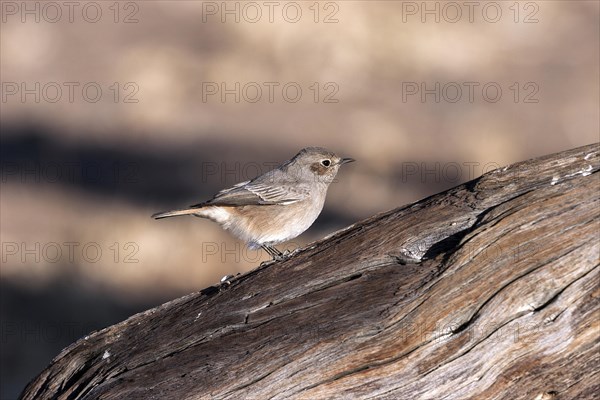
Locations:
152;147;354;260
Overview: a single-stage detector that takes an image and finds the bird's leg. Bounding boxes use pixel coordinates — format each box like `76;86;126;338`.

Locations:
261;244;285;261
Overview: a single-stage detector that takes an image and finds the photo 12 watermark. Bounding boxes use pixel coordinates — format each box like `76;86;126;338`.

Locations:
400;1;540;24
398;161;503;184
400;82;540;104
397;230;542;266
201;1;339;23
1;82;140;104
1;321;99;345
1;161;139;185
460;241;542;266
1;241;140;264
1;1;140;23
198;160;347;186
200;241;301;263
427;320;546;347
396;161;555;185
201;82;339;104
199;161;280;184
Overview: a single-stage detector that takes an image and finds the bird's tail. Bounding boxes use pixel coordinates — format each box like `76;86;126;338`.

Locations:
152;207;204;219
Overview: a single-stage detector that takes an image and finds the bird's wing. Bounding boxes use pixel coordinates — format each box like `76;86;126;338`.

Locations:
245;181;309;204
192;180;309;207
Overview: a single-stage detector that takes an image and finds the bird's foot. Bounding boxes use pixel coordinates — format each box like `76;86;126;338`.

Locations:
261;245;292;262
282;248;301;258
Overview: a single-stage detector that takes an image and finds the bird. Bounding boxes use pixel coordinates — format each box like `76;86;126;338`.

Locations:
152;147;354;260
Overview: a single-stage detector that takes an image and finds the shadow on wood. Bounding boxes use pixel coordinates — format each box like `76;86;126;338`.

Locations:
21;144;600;400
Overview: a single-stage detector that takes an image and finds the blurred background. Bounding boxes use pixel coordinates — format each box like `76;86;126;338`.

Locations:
1;1;598;398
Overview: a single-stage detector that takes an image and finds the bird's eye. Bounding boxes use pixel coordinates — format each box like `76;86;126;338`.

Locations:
321;159;331;167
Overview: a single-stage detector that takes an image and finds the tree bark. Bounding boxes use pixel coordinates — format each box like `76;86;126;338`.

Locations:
21;143;600;400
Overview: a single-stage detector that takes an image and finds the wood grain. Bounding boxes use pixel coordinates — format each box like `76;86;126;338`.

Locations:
20;143;600;400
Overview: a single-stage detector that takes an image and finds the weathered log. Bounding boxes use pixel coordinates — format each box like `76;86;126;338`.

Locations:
21;143;599;400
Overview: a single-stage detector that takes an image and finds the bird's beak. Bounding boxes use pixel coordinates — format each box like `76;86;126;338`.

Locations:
339;157;355;165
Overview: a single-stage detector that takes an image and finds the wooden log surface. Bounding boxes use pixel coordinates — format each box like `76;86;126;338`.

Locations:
21;143;600;400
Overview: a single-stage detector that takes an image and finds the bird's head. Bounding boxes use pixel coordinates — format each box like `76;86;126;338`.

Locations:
287;147;354;185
